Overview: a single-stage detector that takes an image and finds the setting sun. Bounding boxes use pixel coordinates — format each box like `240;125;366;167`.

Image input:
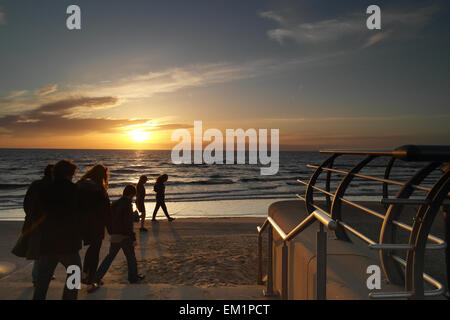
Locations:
129;129;151;143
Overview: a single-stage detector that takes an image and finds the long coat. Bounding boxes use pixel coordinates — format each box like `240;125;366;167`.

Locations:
39;178;82;255
12;177;51;260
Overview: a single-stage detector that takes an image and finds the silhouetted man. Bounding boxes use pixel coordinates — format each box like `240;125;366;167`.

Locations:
24;164;54;286
33;160;82;300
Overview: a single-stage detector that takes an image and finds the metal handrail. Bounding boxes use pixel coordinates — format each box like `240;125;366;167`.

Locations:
306;164;433;193
258;211;337;242
369;255;445;298
296;182;446;247
320;145;450;162
258;144;450;300
257;209;336;299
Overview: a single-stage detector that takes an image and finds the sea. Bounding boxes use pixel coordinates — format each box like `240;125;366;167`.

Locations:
0;149;439;220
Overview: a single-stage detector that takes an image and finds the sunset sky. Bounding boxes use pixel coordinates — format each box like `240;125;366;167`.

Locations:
0;0;449;150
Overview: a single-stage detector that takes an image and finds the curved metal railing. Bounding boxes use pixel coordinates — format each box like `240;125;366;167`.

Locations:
257;144;450;299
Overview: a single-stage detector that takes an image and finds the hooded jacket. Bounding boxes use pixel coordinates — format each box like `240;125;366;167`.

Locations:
107;196;136;242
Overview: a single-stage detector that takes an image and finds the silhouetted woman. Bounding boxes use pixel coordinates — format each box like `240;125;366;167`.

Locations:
77;164;110;285
152;174;175;222
136;175;148;232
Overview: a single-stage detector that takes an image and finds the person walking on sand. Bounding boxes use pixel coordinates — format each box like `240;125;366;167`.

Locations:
12;164;55;287
77;164;111;285
136;175;148;232
87;184;145;293
152;174;175;222
33;160;82;300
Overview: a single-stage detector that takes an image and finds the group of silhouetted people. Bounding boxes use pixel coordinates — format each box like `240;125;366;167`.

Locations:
12;159;175;299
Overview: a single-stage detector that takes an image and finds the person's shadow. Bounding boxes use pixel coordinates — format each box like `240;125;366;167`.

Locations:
17;287;33;300
167;220;187;251
150;221;163;257
167;222;181;241
138;229;149;260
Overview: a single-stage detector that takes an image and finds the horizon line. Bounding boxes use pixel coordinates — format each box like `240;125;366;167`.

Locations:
0;147;320;152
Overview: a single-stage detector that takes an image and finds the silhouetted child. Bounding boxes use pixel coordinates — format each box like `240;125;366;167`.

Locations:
152;174;175;222
87;184;145;293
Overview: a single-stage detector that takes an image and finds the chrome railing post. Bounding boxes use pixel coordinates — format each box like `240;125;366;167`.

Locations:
281;241;288;299
382;157;396;209
264;224;274;296
317;223;327;300
380;162;440;286
406;171;450;299
330;155;376;241
257;231;263;285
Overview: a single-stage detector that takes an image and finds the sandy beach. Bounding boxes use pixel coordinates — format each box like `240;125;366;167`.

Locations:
0;202;447;300
0;217;270;300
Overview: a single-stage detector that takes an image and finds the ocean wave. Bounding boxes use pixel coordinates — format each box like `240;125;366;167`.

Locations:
239;178;261;182
240;176;299;183
285;170;311;175
108;182;135;188
166;189;243;196
109;178;236;188
129;165;150;169
111;169;140;174
177;179;235;185
0;183;28;190
248;185;278;190
0;167;24;171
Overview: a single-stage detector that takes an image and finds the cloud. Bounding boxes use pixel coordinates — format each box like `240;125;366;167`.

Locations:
280;132;416;150
0;54;345;138
0;114;147;137
35;84;58;96
72;55;351;101
0;95;193;138
261;12;361;45
0;7;6;25
5;90;28;99
362;32;391;48
151;123;194;131
1;62;268;116
259;11;285;24
1;58;329;117
260;4;439;48
0;96;124;136
30;96;119;117
263;114;450;123
75;62;271;101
